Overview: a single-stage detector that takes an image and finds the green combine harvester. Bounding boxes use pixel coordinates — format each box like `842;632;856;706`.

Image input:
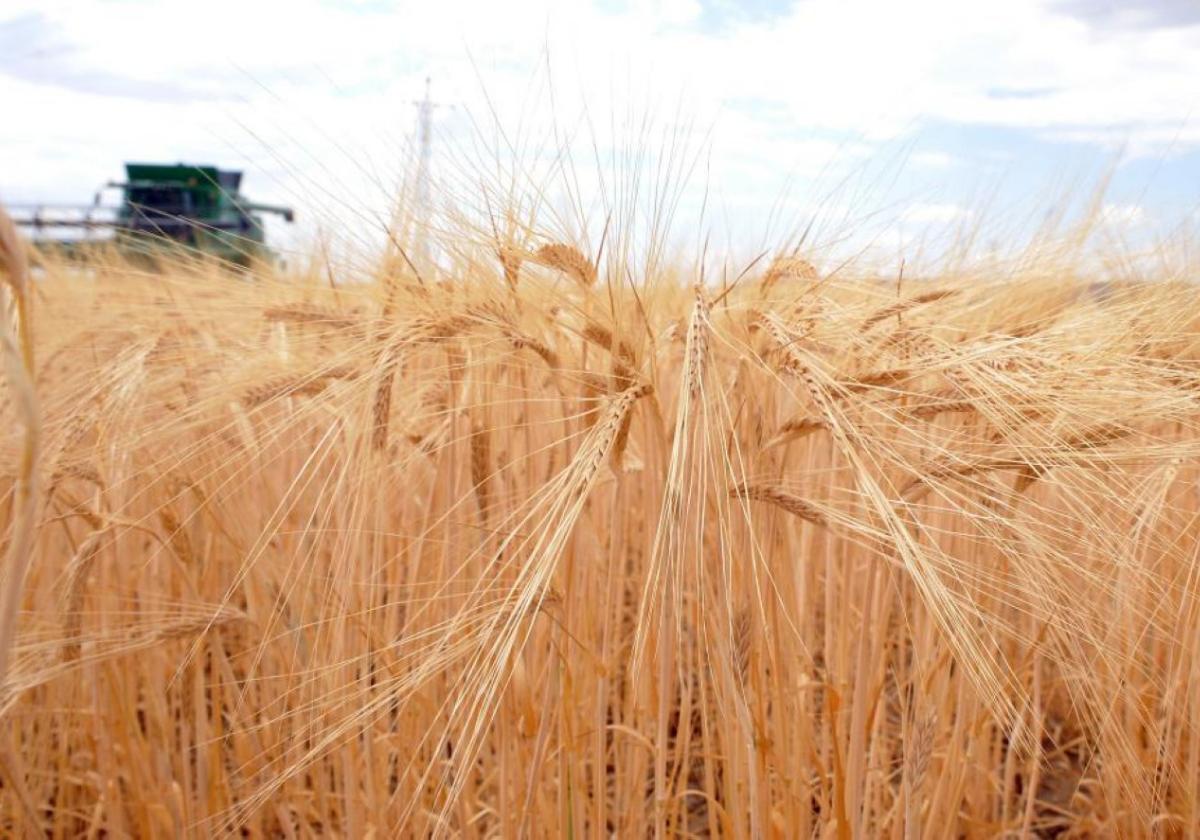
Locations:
13;162;294;268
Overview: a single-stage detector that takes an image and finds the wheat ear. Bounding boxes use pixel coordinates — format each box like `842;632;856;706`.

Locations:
497;246;523;290
861;290;958;332
263;304;360;331
532;243;597;287
761;255;818;295
470;421;493;524
730;482;828;527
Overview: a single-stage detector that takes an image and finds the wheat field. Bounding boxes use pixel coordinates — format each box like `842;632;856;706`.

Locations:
1;196;1200;838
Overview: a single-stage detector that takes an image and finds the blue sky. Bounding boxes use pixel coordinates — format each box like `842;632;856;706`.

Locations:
1;0;1198;266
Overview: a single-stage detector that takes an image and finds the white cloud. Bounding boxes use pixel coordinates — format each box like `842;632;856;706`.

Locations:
901;202;973;226
909;151;959;169
1100;202;1147;228
8;0;1199;144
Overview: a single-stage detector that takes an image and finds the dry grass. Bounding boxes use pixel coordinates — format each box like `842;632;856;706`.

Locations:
1;203;1200;839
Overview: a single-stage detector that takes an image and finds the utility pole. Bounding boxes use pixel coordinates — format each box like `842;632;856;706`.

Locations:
412;76;448;267
415;77;434;229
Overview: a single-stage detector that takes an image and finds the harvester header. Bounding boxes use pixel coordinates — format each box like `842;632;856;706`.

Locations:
13;162;293;267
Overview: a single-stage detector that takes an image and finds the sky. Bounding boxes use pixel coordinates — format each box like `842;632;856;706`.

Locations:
2;0;1199;267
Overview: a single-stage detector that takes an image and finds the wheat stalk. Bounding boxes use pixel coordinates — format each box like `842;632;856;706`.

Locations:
0;205;40;707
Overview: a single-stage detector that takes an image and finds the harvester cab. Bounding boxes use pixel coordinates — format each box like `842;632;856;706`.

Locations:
13;162;294;268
